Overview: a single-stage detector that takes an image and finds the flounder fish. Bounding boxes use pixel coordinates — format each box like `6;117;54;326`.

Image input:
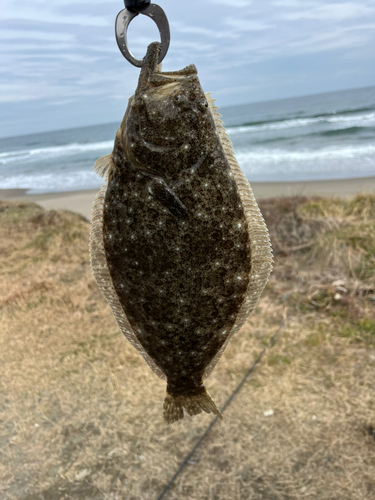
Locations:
90;42;272;424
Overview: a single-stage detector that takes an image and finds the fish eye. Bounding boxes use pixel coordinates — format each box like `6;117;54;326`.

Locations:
174;94;187;105
199;98;209;112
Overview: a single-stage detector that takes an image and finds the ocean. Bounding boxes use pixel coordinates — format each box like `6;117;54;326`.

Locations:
1;86;374;194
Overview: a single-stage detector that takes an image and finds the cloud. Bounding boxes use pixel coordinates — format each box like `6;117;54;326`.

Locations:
1;0;375;136
0;30;75;42
10;13;110;26
281;2;375;21
170;39;217;53
272;0;315;7
208;0;253;6
1;1;110;26
224;18;271;31
171;22;240;39
4;42;75;52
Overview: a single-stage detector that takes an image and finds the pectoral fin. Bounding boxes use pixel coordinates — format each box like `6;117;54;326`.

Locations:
148;178;188;219
94;154;114;179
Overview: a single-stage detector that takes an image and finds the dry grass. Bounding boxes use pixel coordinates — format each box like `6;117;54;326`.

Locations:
0;196;374;500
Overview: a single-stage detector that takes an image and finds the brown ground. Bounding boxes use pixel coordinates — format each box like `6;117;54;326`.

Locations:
0;195;374;500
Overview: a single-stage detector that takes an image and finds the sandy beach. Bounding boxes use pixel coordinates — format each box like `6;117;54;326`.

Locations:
2;175;375;220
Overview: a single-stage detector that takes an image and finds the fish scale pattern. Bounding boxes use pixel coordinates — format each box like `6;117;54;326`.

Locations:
101;146;251;397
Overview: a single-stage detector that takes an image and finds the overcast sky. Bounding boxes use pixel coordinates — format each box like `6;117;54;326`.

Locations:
1;0;375;137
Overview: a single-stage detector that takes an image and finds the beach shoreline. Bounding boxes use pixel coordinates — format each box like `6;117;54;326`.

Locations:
2;175;375;221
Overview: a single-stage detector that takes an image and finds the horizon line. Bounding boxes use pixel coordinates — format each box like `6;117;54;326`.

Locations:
1;83;374;140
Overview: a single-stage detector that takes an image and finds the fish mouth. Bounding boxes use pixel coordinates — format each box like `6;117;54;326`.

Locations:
146;41;197;77
157;65;198;78
136;42;198;97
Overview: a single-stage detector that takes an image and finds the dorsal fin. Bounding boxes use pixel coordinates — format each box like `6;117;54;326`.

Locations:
204;92;273;379
94;154;114;179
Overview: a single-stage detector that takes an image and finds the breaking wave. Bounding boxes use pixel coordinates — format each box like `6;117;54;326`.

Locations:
0;87;374;191
236;144;375;181
0;140;113;166
0;169;102;193
227;110;375;135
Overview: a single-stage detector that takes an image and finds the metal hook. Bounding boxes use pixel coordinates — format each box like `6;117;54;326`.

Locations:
115;1;170;68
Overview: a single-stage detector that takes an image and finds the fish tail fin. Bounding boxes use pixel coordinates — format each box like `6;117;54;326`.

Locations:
94;154;114;178
163;389;223;424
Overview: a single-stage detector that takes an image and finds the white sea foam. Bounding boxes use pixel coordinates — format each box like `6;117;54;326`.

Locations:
1;143;374;191
0;169;102;193
1;112;372;166
0;140;113;166
236;143;375;179
226;111;375;135
236;144;375;164
1;99;374;191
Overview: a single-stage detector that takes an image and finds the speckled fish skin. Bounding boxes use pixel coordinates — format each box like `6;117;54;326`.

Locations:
90;42;272;424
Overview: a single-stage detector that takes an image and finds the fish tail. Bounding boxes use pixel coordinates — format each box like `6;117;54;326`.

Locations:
163;388;223;424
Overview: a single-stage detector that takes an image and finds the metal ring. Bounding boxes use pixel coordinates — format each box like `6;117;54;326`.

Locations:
115;3;170;68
